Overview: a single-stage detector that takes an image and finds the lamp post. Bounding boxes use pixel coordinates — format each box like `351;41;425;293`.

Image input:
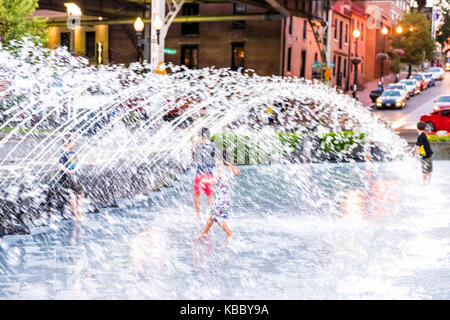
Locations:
393;25;403;82
352;28;361;99
134;17;145;63
151;15;164;67
64;3;82;56
380;26;388;85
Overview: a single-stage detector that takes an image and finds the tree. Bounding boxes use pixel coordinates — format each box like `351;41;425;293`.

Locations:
436;4;450;49
390;11;435;77
0;0;48;47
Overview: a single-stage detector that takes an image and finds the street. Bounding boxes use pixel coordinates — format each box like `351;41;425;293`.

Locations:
371;73;450;131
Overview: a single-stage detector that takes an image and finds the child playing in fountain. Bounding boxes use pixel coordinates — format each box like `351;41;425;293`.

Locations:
192;127;217;219
196;154;241;245
414;121;433;185
58;135;85;221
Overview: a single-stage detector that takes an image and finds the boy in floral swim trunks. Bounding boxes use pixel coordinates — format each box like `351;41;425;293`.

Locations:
196;155;241;245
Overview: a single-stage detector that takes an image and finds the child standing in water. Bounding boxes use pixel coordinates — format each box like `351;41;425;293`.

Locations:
58;135;85;221
192;127;216;219
196;155;240;245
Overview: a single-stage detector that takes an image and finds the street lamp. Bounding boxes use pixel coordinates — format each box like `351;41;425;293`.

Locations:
153;15;164;45
64;3;82;56
134;17;145;62
352;28;361;99
396;25;403;34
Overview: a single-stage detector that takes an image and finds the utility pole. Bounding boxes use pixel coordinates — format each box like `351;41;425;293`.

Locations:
150;0;184;68
325;0;333;86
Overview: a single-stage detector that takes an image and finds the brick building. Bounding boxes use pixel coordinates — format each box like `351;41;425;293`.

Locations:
37;0;409;89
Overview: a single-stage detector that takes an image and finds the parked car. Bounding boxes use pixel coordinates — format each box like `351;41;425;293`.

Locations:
421;73;435;87
419;95;450;132
420;108;450;132
427;67;445;80
376;90;407;109
446;62;450;71
387;83;409;99
433;95;450;109
410;74;428;90
400;79;420;96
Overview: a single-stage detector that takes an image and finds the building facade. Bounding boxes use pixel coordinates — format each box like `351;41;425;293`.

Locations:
38;0;409;88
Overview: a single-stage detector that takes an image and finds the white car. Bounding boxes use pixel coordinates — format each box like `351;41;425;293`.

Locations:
387;83;410;99
400;79;420;96
427;67;445;81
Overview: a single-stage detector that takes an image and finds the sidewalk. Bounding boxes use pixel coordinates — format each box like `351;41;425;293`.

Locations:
349;72;409;108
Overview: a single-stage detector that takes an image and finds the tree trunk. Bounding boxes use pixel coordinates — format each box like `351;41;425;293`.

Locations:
408;64;412;78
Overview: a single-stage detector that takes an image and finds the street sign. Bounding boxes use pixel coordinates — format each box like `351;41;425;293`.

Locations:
312;61;326;69
164;48;176;55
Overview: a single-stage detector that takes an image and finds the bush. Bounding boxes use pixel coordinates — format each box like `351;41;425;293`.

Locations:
427;134;450;142
210;131;366;164
319;131;366;153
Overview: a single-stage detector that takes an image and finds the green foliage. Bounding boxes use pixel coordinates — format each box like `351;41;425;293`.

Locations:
436;4;450;48
427;134;450;142
211;131;366;165
390;11;435;68
0;127;53;134
319;131;365;153
0;0;48;46
389;56;403;74
277;132;300;151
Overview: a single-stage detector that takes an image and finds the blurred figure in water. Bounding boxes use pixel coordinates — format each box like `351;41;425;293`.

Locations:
57;135;96;221
58;135;85;221
192;127;217;219
196;155;240;245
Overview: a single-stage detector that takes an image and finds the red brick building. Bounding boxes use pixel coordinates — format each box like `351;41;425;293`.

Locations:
39;0;409;89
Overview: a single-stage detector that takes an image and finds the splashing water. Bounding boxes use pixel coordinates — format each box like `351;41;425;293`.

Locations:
0;40;447;299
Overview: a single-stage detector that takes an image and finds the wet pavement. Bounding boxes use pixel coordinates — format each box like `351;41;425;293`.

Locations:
1;161;450;299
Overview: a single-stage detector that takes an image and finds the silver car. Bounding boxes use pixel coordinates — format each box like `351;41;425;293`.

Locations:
387;83;410;99
400;79;420;96
428;67;445;80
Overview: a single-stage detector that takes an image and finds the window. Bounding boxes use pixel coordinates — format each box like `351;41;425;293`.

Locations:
288;16;293;35
181;4;199;36
180;45;198;69
61;32;70;50
345;24;348;43
234;3;246;14
343;58;347;78
442;110;450;117
303;20;307;39
333;55;336;76
339;21;343;49
287;47;292;72
334;18;338;39
300;50;306;78
361;24;364;41
232;3;246;29
314;52;318;62
337;56;342;86
85;31;96;61
231;42;245;71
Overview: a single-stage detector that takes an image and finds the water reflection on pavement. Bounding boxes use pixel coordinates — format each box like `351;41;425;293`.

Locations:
0;161;450;299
